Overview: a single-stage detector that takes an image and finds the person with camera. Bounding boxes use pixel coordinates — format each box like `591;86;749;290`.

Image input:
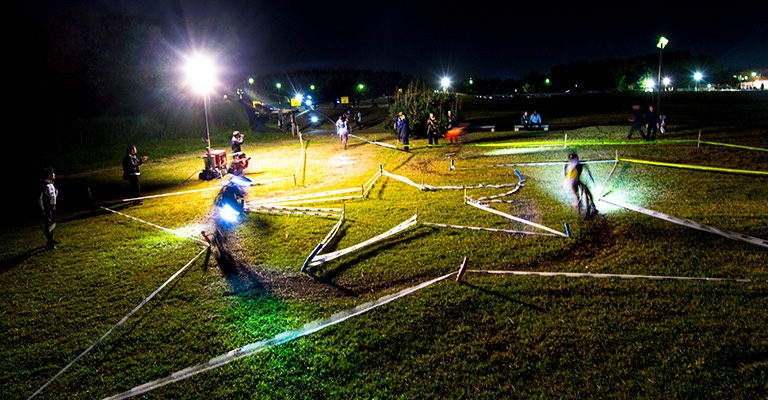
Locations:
122;145;149;205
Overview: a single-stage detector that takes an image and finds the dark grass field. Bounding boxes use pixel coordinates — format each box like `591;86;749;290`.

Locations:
2;91;767;399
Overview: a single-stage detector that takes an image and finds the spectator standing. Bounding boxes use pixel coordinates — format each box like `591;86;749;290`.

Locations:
426;112;439;145
627;105;646;140
122;145;149;205
39;167;59;250
645;106;659;141
521;111;530;129
231;131;244;154
355;109;362;131
395;111;410;151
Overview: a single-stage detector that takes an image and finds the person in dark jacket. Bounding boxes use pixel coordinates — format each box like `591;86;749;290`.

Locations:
231;131;244;154
426;112;439;145
645;106;659;141
39;167;59;249
122;145;149;205
627;105;646;140
394;111;410;151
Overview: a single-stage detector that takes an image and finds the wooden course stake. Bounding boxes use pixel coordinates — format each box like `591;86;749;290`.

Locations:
456;256;469;282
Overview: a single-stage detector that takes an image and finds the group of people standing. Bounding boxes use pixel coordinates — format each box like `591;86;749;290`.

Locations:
394;109;462;149
628;105;662;141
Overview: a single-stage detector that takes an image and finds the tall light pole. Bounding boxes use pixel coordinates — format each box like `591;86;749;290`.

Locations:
656;36;668;113
183;53;219;178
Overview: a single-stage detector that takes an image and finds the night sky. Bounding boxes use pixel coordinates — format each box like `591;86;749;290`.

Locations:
18;0;768;80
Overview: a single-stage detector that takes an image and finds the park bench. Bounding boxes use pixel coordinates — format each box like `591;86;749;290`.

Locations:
514;124;549;131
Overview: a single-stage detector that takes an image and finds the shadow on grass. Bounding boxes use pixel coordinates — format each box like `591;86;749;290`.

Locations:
0;247;48;271
213;224;268;296
460;282;547;313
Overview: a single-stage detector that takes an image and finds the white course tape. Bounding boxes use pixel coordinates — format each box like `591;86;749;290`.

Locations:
420;222;560;237
381;169;524;192
246;205;344;213
246;208;343;218
598;197;768;249
380;170;426;190
362;171;382;198
102;271;456;400
28;246;209;400
99;206;209;246
247;187;362;206
474;186;523;202
348;134;398;149
466;269;755;283
309;214;419;267
320;211;346;248
473;159;617;168
465;200;569;238
250;195;362;207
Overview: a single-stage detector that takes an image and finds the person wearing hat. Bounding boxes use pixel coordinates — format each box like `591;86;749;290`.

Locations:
39;167;59;249
231;131;244;155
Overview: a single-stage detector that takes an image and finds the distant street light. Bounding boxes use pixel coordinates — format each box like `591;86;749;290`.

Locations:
694;72;703;91
656;36;668;112
441;76;451;92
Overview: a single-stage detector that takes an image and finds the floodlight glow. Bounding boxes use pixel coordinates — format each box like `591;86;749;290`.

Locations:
311;115;319;123
441;77;451;90
295;93;304;102
657;36;669;49
183;54;218;94
276;83;282;89
694;72;703;81
218;203;240;223
663;77;671;86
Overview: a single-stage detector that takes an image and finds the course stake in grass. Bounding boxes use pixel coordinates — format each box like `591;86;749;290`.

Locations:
456;256;469;282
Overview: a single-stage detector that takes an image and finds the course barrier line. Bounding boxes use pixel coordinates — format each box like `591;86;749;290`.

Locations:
246;208;343;218
308;214;419;267
475;186;523;202
362;171;383;198
380;169;523;192
28;246;209;400
598;197;768;249
617;157;768;176
473;139;698;148
113;176;295;204
598;160;620;199
698;141;768;152
102;271;457;400
99;206;208;246
469;159;617;168
420;222;560;237
247;187;363;206
465;200;569;238
348;134;398;149
464;269;755;283
246;205;344;213
380;170;427;190
250;195;362;207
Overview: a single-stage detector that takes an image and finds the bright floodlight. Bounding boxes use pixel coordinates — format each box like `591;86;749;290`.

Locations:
663;77;671;86
694;72;703;81
184;54;218;94
657;36;669;49
441;77;451;90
